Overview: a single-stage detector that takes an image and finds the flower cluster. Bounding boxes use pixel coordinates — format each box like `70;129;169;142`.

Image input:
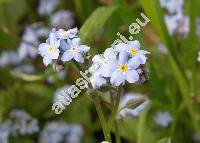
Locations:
0;110;39;142
51;10;74;29
39;122;83;143
160;0;190;36
154;111;173;128
18;22;49;60
38;28;90;66
160;0;183;14
0;124;9;143
38;0;60;16
89;40;150;88
0;22;49;74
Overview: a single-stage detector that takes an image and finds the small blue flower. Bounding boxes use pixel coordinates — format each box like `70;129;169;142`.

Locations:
164;15;179;35
9;110;39;136
66;125;83;143
110;53;140;86
39;122;68;143
51;10;74;29
177;16;190;36
160;0;183;14
38;0;60;16
61;38;90;63
0;129;9;143
115;40;150;65
89;48;118;78
154;111;173;128
89;72;107;89
56;28;77;40
0;51;21;67
118;93;149;118
101;141;110;143
39;122;83;143
38;30;60;66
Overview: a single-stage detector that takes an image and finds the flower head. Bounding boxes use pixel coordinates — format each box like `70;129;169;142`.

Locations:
39;122;83;143
164;15;179;35
8;110;39;136
61;38;90;63
90;48;117;78
38;0;60;16
89;71;107;89
38;30;60;66
51;10;74;29
160;0;183;14
154;111;173;127
110;53;140;86
115;40;150;65
177;16;190;36
56;28;77;40
0;128;9;143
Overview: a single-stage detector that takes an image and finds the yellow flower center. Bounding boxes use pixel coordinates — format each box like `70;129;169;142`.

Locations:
48;45;54;52
119;64;128;72
71;46;77;53
62;31;69;36
130;49;137;55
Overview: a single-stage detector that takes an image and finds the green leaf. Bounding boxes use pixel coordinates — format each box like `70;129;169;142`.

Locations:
79;6;118;44
156;137;171;143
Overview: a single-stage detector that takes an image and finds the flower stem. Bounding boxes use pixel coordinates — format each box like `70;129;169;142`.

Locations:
107;86;121;134
94;98;111;142
114;121;121;143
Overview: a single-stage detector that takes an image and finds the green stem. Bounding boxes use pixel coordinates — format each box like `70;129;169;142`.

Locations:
107;86;121;133
114;121;121;143
94;98;111;142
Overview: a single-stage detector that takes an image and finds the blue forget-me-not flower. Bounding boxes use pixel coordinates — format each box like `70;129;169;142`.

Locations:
154;111;173;128
38;29;60;66
61;38;90;63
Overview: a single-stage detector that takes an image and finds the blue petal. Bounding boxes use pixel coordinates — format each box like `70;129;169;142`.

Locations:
74;53;84;63
110;70;125;86
61;51;73;62
71;38;80;47
128;40;140;50
127;57;140;69
50;49;59;59
115;43;128;52
119;52;128;64
49;31;57;45
43;57;51;66
125;69;139;83
60;40;70;51
78;45;90;53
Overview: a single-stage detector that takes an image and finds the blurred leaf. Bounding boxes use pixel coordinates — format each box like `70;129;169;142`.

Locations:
0;68;13;88
156;137;171;143
119;97;146;112
0;0;13;4
74;0;95;23
140;0;199;131
79;6;118;44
